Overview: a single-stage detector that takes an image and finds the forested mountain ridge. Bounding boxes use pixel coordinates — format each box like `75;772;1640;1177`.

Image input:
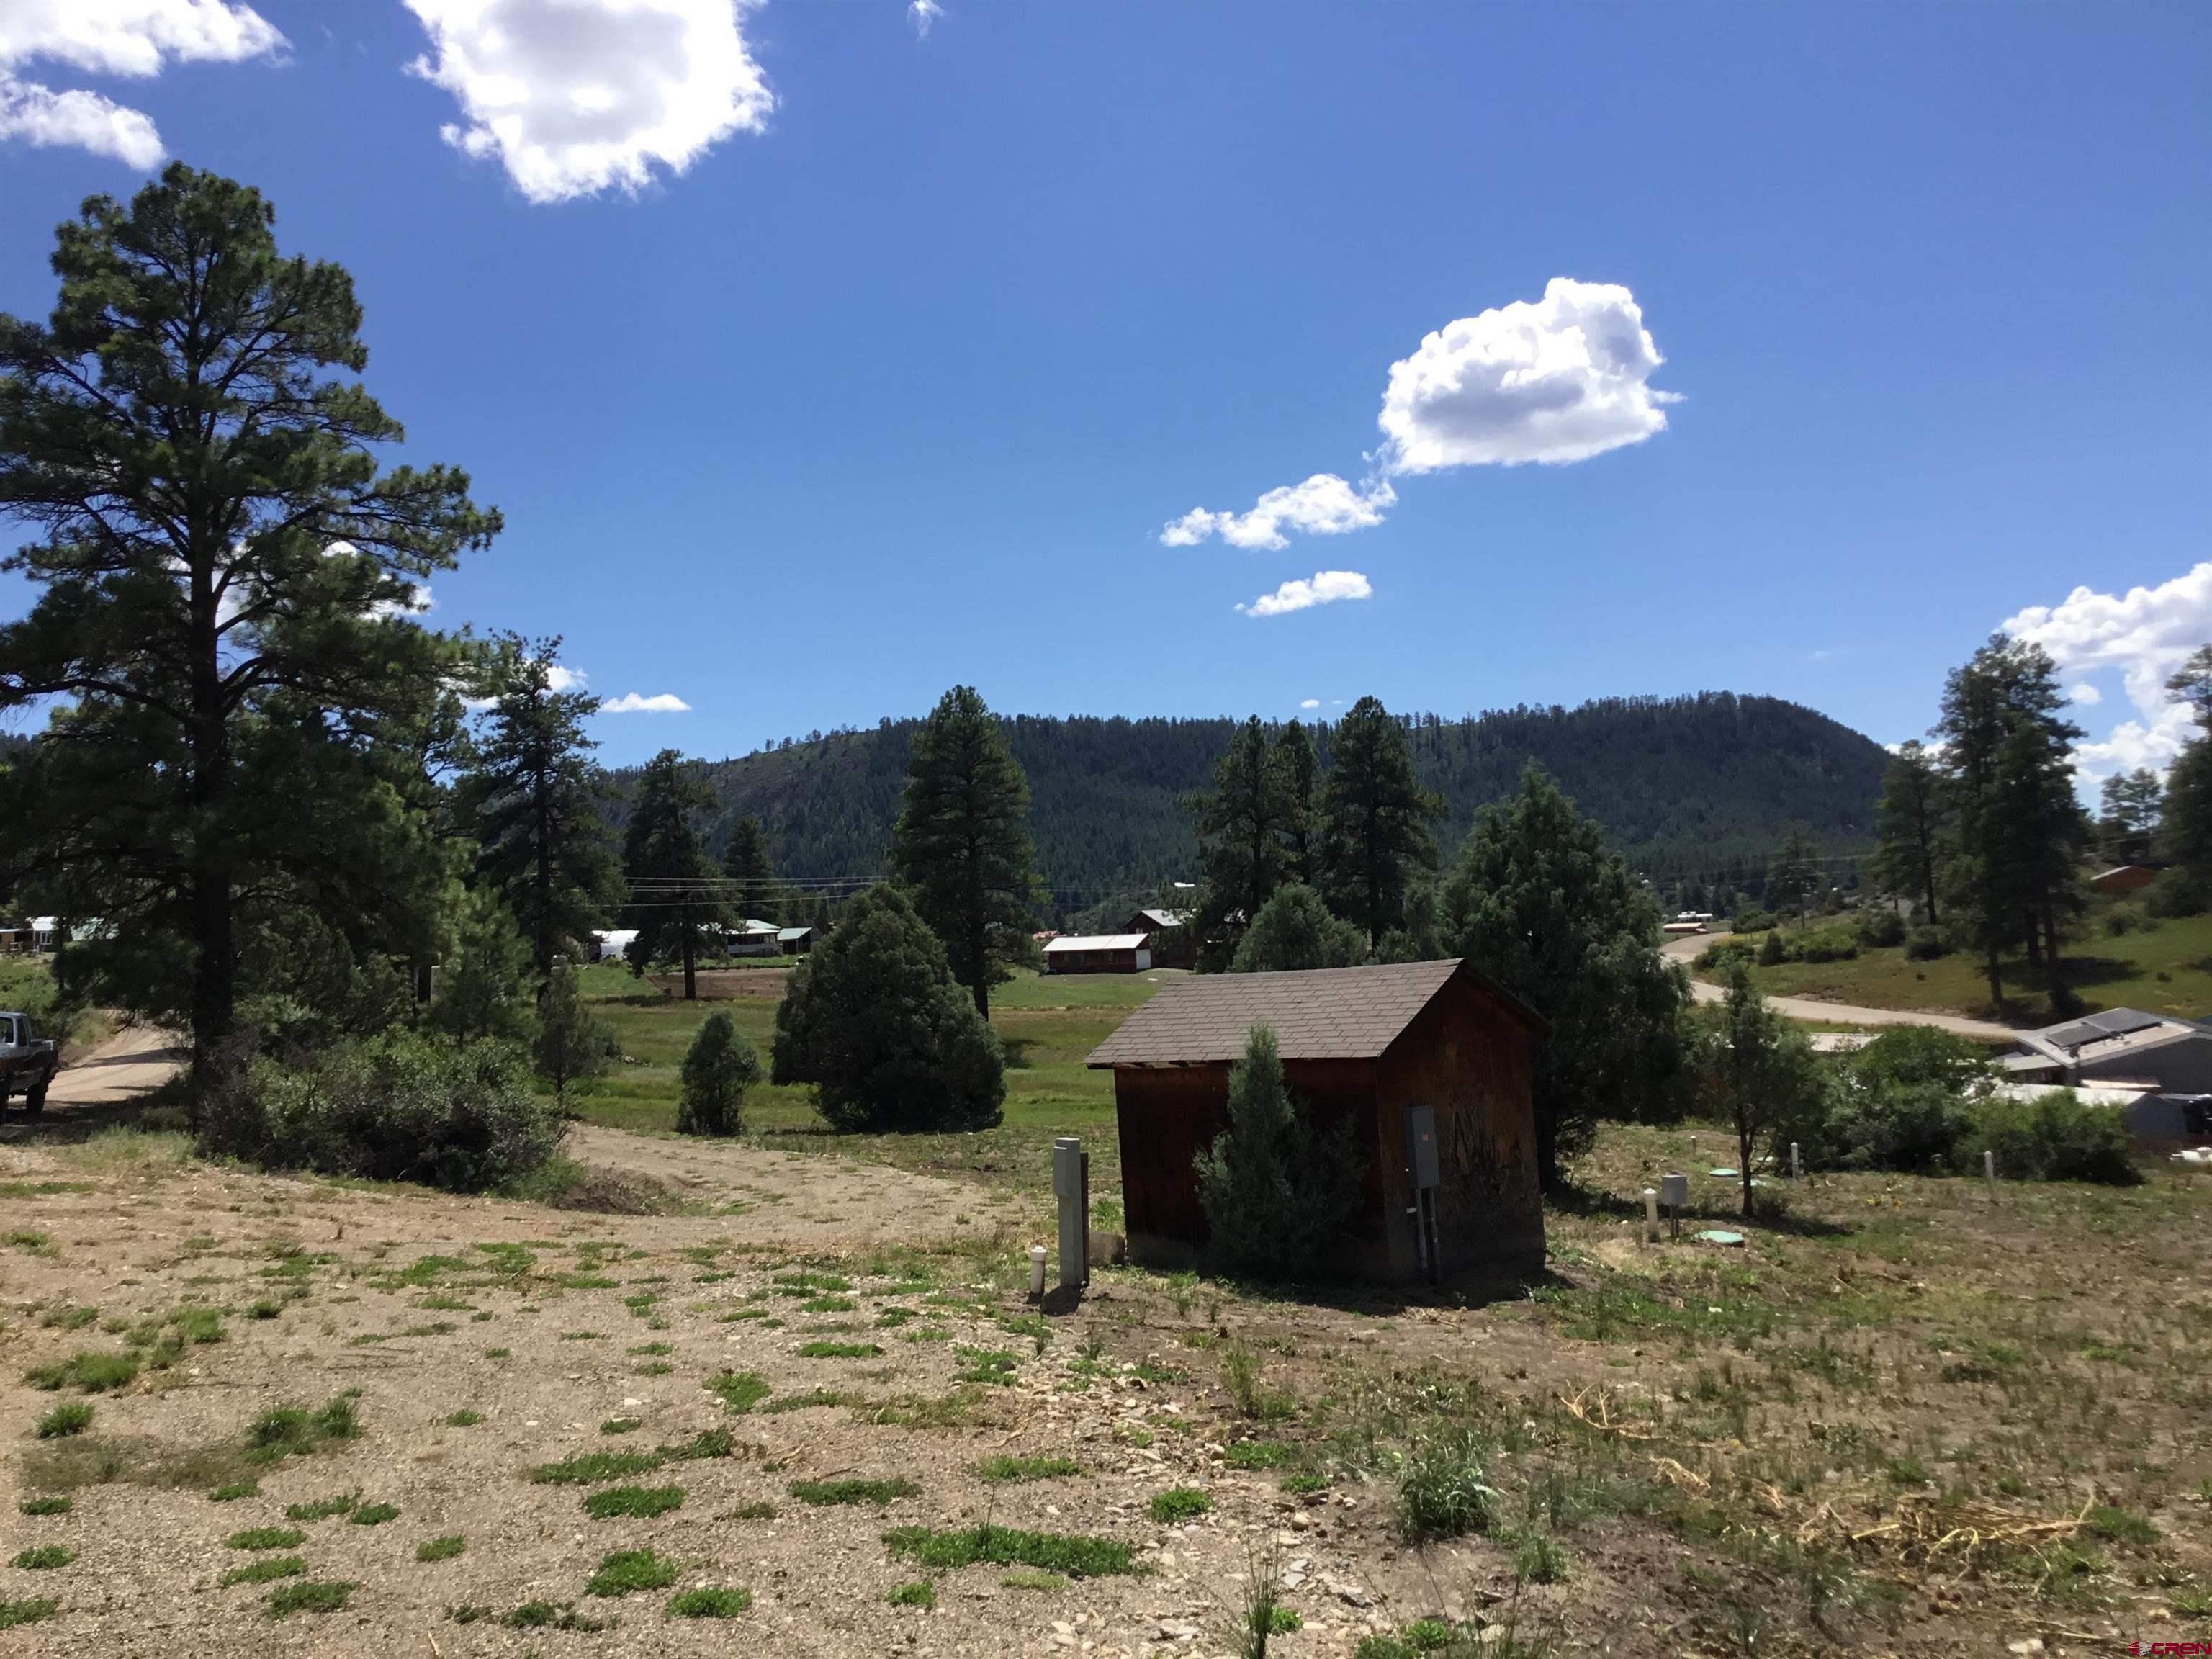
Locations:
603;693;1890;923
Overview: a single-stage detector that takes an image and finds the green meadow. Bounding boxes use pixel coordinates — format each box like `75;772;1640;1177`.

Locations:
570;962;1162;1207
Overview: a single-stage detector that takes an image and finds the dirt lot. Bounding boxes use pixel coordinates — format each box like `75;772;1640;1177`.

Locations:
1;1105;2209;1657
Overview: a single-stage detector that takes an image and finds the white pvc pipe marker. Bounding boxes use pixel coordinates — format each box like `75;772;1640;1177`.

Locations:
1984;1148;1997;1200
1642;1187;1659;1244
1028;1246;1046;1298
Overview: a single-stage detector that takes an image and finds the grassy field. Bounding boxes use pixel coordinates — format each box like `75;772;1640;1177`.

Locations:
572;963;1154;1220
1728;908;2212;1023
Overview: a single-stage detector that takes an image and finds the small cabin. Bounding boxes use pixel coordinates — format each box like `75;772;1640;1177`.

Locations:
1086;958;1543;1282
1045;933;1152;974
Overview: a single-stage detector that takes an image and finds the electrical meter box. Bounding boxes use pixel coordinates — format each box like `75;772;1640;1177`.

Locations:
1403;1104;1440;1191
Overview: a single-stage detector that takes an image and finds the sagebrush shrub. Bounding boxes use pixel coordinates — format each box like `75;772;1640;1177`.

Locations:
199;1031;562;1193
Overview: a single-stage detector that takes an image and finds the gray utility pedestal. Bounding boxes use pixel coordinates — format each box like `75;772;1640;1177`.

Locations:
1052;1136;1089;1293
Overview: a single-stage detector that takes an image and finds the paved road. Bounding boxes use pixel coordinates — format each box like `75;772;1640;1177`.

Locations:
1662;935;2018;1042
48;1026;189;1107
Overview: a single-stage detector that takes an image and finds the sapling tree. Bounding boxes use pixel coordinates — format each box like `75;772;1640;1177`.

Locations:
1687;961;1827;1217
534;962;611;1113
1192;1024;1360;1278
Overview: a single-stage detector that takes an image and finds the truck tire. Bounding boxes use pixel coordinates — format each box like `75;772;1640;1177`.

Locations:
25;1077;47;1117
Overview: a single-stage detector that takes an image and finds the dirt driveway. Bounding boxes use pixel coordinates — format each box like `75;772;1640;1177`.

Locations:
1660;934;2018;1040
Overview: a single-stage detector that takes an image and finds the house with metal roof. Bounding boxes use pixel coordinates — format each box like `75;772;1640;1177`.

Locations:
1045;933;1153;974
2000;1007;2212;1094
1086;958;1542;1282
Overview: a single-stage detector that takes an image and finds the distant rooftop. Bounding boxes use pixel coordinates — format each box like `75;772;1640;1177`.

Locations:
1046;933;1151;953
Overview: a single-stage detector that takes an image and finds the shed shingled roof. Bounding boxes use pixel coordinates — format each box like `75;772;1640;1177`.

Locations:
1086;958;1529;1067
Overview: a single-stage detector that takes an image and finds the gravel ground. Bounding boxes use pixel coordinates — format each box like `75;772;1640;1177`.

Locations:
0;1140;1501;1659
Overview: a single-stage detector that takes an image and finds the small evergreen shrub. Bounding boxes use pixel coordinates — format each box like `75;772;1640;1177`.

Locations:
676;1012;760;1137
1193;1025;1362;1280
1758;930;1786;967
770;885;1005;1133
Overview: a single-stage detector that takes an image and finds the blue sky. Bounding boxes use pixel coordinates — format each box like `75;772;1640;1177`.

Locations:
1;1;2206;775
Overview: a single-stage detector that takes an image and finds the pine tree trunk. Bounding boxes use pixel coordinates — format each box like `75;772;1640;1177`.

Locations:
1984;944;2004;1008
188;562;234;1112
681;906;697;1001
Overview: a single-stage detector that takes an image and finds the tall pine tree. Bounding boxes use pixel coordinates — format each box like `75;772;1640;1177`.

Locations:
721;814;781;925
1321;697;1443;947
1442;762;1689;1193
2096;769;2162;867
621;749;726;1001
1870;740;1946;924
1274;720;1322;887
0;166;498;1089
891;685;1038;1017
1934;635;2085;1006
2160;646;2212;902
1189;716;1295;968
455;634;619;981
1763;825;1822;919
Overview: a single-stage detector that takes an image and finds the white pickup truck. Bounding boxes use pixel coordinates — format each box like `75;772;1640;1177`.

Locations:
0;1012;58;1115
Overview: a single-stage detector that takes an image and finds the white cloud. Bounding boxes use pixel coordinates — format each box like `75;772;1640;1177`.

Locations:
1159;276;1671;548
909;0;942;37
369;583;435;619
0;0;282;167
1299;698;1320;710
2068;683;2101;706
2000;563;2212;781
601;691;691;713
403;0;774;205
545;663;587;693
1377;277;1673;472
1162;475;1394;552
0;78;161;165
1237;570;1372;619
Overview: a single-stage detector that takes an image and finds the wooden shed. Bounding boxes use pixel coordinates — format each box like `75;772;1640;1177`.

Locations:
1087;958;1543;1282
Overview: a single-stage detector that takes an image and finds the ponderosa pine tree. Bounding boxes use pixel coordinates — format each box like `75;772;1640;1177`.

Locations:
0;166;498;1091
1321;697;1443;948
721;814;781;926
2097;769;2162;868
621;749;726;1001
1934;635;2085;1006
1871;741;1946;924
1763;825;1822;920
2160;647;2212;902
1442;761;1690;1192
1190;716;1296;968
1274;721;1322;887
454;634;619;981
891;686;1039;1017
